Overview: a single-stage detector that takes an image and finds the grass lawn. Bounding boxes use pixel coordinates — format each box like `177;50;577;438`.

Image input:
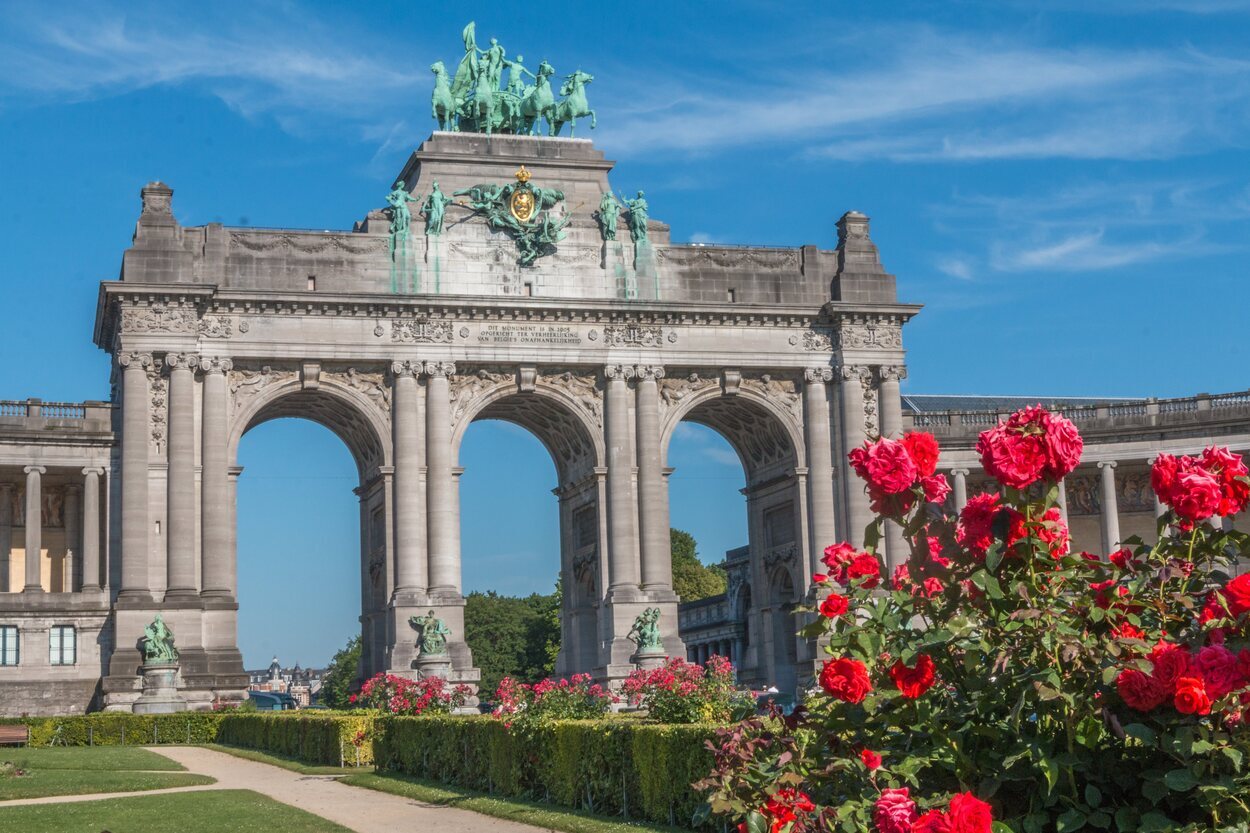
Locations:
341;771;686;833
0;745;213;800
206;744;371;776
0;788;352;832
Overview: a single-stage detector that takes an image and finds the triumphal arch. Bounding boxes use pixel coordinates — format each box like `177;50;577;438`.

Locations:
0;25;917;711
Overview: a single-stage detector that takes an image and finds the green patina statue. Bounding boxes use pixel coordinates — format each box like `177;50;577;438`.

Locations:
410;610;451;656
628;607;663;653
142;614;179;665
623;190;649;243
454;167;568;266
423;181;454;235
596;191;623;241
437;21;595;137
385;181;420;238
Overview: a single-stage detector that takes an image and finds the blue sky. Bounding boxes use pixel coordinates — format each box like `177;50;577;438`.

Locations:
2;1;1248;666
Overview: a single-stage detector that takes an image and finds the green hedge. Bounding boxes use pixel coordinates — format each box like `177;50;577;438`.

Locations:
373;716;717;827
0;713;222;746
214;712;376;766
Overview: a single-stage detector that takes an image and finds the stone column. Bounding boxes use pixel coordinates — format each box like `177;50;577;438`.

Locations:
1056;478;1069;523
635;365;671;594
391;361;426;598
81;468;103;591
838;366;872;548
425;362;457;593
951;468;969;512
1149;457;1166;518
119;352;153;598
22;466;45;592
64;484;81;592
165;354;198;598
0;484;12;592
1098;461;1120;554
877;366;908;569
803;368;837;575
200;358;233;598
605;365;640;594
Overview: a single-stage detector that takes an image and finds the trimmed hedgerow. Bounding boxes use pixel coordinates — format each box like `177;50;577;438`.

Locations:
0;713;222;746
214;712;376;766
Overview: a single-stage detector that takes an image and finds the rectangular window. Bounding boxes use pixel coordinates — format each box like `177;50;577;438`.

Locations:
0;626;18;666
49;625;76;666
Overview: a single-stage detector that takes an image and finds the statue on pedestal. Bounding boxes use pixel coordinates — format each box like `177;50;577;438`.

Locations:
385;182;419;239
596;191;623;241
423;182;454;235
628;607;663;653
410;611;451;656
142;614;179;665
623;191;650;243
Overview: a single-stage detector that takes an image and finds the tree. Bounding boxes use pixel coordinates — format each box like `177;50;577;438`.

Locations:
464;585;561;697
319;635;361;709
671;528;727;602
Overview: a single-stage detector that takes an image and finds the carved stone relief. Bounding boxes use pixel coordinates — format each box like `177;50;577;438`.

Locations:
539;368;603;429
657;247;800;270
603;323;663;347
121;306;198;334
392;316;454;344
200;315;233;338
743;374;803;426
229;231;386;256
658;372;717;417
148;361;167;453
450;368;513;430
838;317;903;350
328;368;391;416
789;330;835;351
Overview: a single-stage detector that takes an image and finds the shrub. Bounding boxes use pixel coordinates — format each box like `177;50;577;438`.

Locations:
215;711;375;766
351;672;470;716
699;411;1250;832
0;713;222;746
493;673;616;721
622;655;752;723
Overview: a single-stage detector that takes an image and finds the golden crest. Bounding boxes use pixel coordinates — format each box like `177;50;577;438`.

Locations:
510;186;536;223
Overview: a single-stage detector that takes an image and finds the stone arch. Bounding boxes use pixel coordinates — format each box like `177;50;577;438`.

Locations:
226;371;392;479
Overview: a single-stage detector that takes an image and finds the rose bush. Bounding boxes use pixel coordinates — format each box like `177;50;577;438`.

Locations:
623;655;754;723
493;672;616;721
351;672;471;716
698;413;1250;832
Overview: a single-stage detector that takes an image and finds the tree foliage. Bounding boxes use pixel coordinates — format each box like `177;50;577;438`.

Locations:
318;635;361;709
464;587;560;696
671;528;728;602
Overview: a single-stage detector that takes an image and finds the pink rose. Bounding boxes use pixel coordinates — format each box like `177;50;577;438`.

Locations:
873;788;917;833
850;438;918;494
922;474;951;505
1171;468;1221;521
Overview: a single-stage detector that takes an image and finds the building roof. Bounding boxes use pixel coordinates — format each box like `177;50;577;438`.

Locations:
902;394;1136;414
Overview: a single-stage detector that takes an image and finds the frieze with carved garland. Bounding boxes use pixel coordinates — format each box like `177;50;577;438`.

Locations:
392;317;455;343
789;329;835;351
836;315;905;350
229;231;387;256
602;324;665;347
656;246;801;270
120;306;198;335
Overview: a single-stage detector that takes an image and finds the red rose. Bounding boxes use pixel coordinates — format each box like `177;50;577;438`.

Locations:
1223;574;1250;619
849;437;918;494
902;431;940;477
819;593;849;619
922;474;951;505
890;654;937;699
956;493;1001;557
1109;548;1135;570
822;542;857;573
847;553;882;588
859;748;882;770
1149;641;1192;694
1111;622;1145;641
1174;675;1212;715
1117;668;1166;712
1195;645;1243;699
946;792;994;833
873;787;917;833
1151;453;1180;503
891;564;911;591
1201;446;1250;516
975;406;1049;489
1040;411;1083;481
819;657;872;704
812;572;829;584
1172;468;1221;521
920;576;945;597
912;810;952;833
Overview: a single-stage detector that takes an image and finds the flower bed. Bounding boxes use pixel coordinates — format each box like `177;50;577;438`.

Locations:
699;408;1250;832
350;672;471;715
493;672;616;721
623;655;753;723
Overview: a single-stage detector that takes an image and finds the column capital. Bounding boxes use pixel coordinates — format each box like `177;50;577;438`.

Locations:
164;353;200;370
877;365;907;382
1098;460;1118;470
200;356;233;374
23;465;47;476
423;361;456;378
839;364;873;383
634;365;665;381
949;467;970;477
804;367;833;384
117;351;154;370
82;467;106;477
604;364;635;380
390;360;421;378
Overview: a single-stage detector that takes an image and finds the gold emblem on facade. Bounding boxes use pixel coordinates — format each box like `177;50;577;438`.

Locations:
509;166;536;223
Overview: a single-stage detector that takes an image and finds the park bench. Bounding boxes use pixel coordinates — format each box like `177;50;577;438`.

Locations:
0;724;29;746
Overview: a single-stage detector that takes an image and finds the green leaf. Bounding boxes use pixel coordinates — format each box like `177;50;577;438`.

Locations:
1123;723;1156;745
1220;746;1244;772
985;542;1004;572
1057;808;1087;832
746;811;769;833
1139;811;1176;833
1163;768;1197;792
1113;806;1139;832
1087;811;1112;830
1084;784;1102;807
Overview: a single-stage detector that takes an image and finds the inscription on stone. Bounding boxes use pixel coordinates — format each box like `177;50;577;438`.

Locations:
476;324;582;346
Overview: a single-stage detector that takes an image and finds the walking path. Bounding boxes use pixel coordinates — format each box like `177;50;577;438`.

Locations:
1;746;550;833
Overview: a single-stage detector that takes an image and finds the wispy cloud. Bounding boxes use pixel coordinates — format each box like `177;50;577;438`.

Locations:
935;257;976;281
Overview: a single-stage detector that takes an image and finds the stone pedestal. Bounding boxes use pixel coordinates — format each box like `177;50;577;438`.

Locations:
132;663;187;714
413;652;453;681
632;649;667;672
415;652;481;713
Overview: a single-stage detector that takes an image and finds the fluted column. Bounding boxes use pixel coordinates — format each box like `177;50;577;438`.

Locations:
1098;461;1120;554
200;357;233;598
81;468;103;591
838;366;872;548
119;352;153;598
22;465;45;592
0;484;12;592
63;484;81;592
605;365;640;593
425;362;458;593
165;354;198;597
636;365;671;593
877;366;907;569
951;468;969;512
391;361;427;599
803;368;837;575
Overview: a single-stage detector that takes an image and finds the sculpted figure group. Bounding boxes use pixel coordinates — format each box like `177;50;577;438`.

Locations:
432;21;596;137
